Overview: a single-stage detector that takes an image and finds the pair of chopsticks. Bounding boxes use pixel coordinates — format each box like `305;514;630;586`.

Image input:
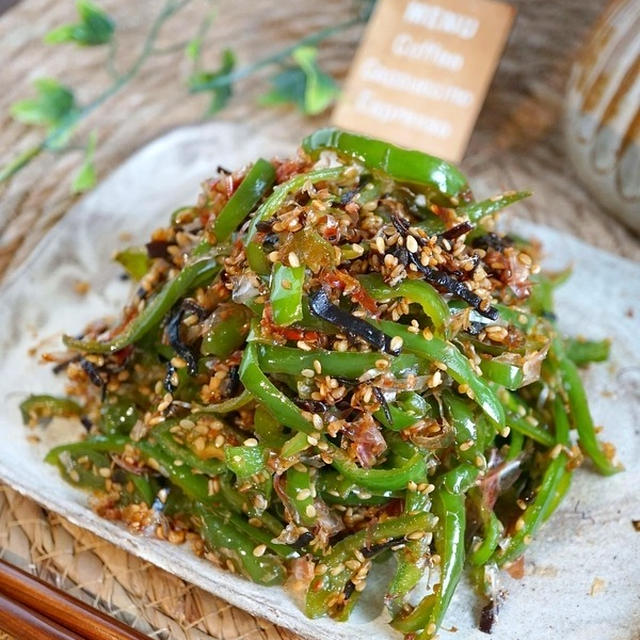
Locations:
0;557;151;640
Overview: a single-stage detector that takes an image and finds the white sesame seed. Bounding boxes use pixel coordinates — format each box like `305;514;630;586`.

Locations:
288;252;300;268
243;438;259;447
406;235;419;253
301;368;315;378
297;488;311;500
375;236;386;254
549;443;563;459
390;336;404;352
252;544;267;557
305;504;317;518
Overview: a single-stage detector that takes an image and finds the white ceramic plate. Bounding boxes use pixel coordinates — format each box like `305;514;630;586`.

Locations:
0;122;639;640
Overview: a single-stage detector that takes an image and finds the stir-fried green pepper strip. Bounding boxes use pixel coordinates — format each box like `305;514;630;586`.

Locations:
225;445;266;477
565;337;611;366
100;398;139;436
284;465;317;527
246;166;346;243
358;274;450;335
506;414;553;447
45;435;129;489
385;489;433;616
252;404;287;449
201;306;250;357
375;320;505;426
212;158;275;242
441;391;484;466
154;430;225;477
305;511;439;618
552;341;622;475
302;128;468;197
528;269;571;316
506;427;525;460
138;441;291;564
46;435;129;464
490;395;573;566
542;394;572;521
257;344;425;379
243;342;427;489
469;509;503;566
318;470;398;506
63;259;220;353
498;389;555;447
479;357;524;390
196;503;285;585
270;263;305;326
20;394;82;425
457;190;531;223
392;465;478;637
114;246;151;280
330;449;426;492
375;391;429;431
195;389;253;414
493;458;568;567
239;342;315;436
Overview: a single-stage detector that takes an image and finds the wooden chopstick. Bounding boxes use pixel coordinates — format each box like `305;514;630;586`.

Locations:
0;590;85;640
0;557;151;640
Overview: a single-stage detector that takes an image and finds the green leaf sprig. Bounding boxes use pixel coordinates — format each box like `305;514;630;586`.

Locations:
1;0;375;192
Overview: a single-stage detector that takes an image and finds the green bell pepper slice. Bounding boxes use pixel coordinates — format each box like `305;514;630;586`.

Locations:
302;128;468;198
64;259;220;354
211;158;275;242
270;263;305;326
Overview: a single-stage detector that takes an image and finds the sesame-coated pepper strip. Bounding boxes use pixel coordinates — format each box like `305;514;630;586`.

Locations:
374;320;505;427
20;394;82;425
305;511;439;619
302;127;468;198
284;465;317;528
243;342;427;490
196;503;286;585
270;263;305;326
63;259;220;354
211;158;275;243
358;274;450;336
256;344;425;379
564;337;611;367
551;340;622;475
457;190;531;223
392;465;478;638
246;166;346;243
385;488;433;617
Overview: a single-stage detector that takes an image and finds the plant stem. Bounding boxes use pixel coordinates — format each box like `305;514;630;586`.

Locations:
0;0;192;184
190;15;364;93
0;143;45;182
0;0;369;186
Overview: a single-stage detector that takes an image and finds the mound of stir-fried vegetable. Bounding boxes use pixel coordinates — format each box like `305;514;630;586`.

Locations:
22;129;621;638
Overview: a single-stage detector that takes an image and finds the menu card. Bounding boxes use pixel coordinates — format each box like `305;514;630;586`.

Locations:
332;0;515;162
